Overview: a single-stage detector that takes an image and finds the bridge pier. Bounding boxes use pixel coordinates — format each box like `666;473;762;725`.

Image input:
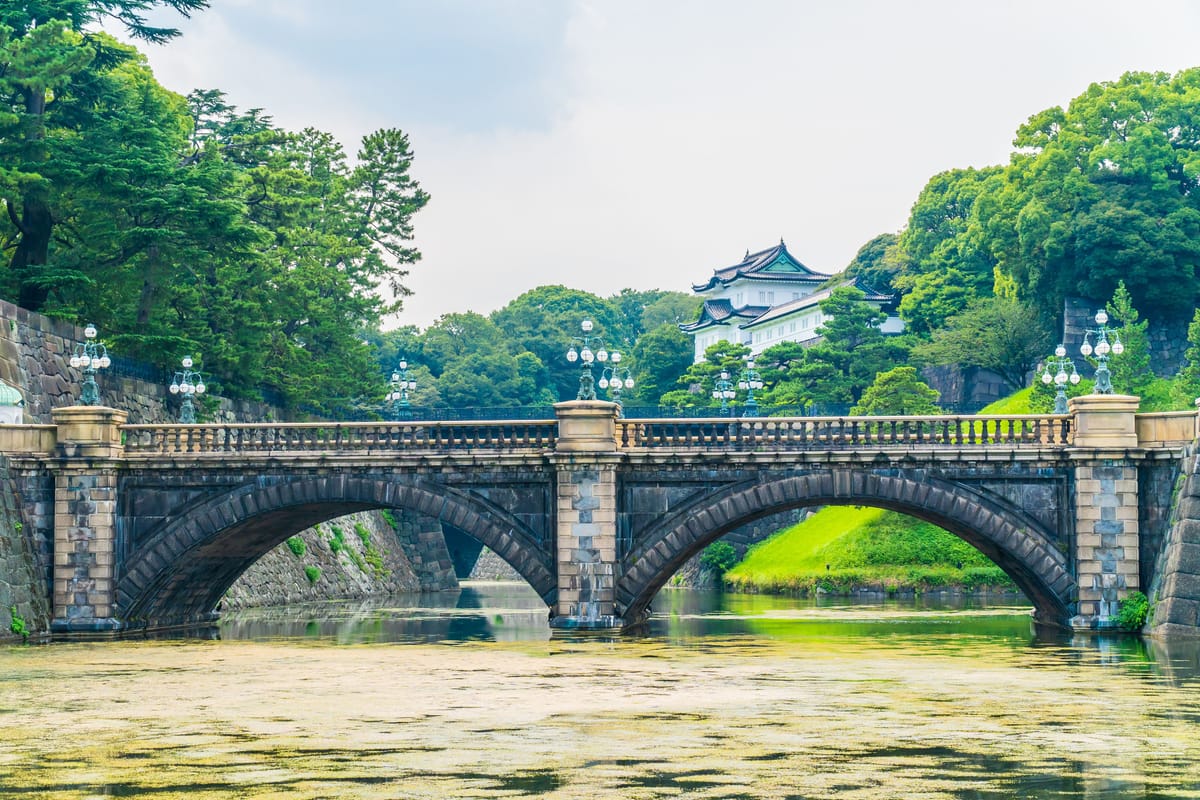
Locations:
548;401;630;631
50;406;126;634
1069;395;1142;630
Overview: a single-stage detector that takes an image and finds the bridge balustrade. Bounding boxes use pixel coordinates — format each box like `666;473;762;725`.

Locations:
121;420;559;455
615;414;1073;450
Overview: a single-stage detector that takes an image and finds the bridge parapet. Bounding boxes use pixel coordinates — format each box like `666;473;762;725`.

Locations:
121;420;557;455
0;423;56;455
1135;411;1199;447
616;414;1073;450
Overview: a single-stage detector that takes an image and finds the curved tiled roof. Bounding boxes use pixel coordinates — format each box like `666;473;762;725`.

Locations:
0;380;22;406
691;241;829;292
679;299;770;332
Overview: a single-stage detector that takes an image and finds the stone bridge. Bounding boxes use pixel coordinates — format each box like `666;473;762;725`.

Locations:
2;395;1196;635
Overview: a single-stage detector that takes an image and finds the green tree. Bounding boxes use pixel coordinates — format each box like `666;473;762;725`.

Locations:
895;166;1001;294
767;287;910;407
1172;309;1200;406
913;296;1052;390
629;322;692;405
700;541;738;580
491;285;618;401
0;0;208;311
850;366;941;415
661;340;750;410
639;291;700;332
897;269;978;338
983;70;1200;322
1104;281;1152;396
842;232;901;293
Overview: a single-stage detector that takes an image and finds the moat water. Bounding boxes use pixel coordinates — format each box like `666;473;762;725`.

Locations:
4;583;1200;798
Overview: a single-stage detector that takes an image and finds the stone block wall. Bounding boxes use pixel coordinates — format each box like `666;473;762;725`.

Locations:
1147;449;1200;636
1073;461;1141;626
555;466;618;625
223;513;429;606
0;457;51;640
1064;296;1188;379
468;546;523;581
53;467;119;630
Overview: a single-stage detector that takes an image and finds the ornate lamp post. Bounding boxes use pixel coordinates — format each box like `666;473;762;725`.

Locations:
1080;309;1124;395
68;323;111;405
738;359;764;418
386;359;415;420
1040;344;1080;414
712;370;735;416
168;355;206;423
598;355;635;410
565;320;617;401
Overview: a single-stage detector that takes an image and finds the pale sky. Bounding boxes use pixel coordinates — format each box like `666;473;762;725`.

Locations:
125;0;1200;329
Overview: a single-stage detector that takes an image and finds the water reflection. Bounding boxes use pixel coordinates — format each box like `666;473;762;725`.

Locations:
4;584;1200;799
218;582;553;644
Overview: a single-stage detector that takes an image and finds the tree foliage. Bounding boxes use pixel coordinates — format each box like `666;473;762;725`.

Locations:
761;287;910;408
1104;281;1152;396
1173;309;1200;406
913;297;1052;390
0;7;430;412
984;70;1200;321
851;366;941;416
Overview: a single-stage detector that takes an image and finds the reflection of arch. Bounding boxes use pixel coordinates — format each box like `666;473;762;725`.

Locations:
117;476;554;629
616;469;1076;626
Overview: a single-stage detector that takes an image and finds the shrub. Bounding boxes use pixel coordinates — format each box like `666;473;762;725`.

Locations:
285;536;306;557
380;509;398;530
700;541;738;577
1117;591;1150;631
328;526;345;554
304;565;321;584
354;522;371;545
9;606;28;641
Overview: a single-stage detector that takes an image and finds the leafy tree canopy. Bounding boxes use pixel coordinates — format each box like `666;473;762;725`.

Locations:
984;70;1200;321
913;296;1052;390
851;366;941;416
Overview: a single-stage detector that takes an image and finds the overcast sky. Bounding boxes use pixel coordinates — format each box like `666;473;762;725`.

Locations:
125;0;1200;329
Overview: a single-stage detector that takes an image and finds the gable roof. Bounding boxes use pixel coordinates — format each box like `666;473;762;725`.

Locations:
679;299;770;332
692;240;829;292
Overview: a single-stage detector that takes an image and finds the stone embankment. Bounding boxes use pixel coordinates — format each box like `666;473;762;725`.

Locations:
222;509;458;610
1147;445;1200;636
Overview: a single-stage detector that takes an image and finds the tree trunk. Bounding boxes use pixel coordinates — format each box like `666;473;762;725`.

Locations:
11;190;53;312
11;89;52;311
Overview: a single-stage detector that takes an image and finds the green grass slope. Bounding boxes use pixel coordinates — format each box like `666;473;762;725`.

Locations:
725;505;1013;595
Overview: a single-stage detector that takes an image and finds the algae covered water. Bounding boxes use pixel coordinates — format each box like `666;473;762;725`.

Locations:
2;584;1200;798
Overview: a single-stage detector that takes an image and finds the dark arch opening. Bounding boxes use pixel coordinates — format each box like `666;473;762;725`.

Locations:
117;475;555;631
616;470;1076;628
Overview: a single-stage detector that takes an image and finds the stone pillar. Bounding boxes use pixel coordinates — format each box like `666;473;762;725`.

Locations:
1069;395;1140;630
50;406;126;633
550;401;623;630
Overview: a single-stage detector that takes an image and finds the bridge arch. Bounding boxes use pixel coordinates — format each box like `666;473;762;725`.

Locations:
116;475;555;630
616;468;1077;627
